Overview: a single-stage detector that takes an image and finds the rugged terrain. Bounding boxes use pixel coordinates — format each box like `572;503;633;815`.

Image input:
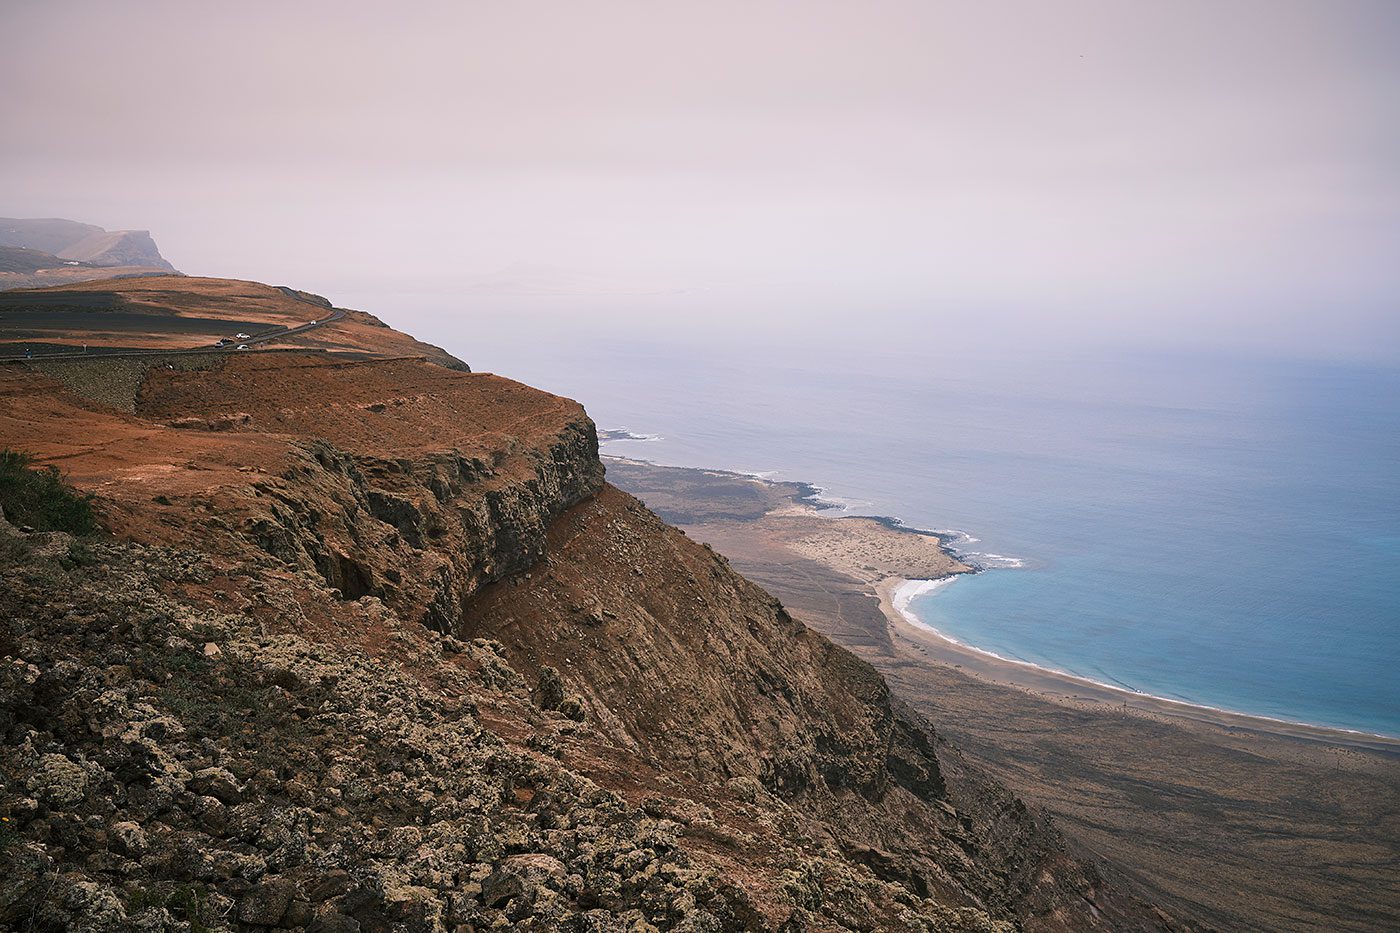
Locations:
0;275;1188;931
0;276;465;366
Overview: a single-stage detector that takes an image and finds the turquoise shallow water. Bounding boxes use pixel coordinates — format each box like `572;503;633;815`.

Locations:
449;331;1400;737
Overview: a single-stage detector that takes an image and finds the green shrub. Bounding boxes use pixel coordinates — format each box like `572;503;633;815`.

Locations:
0;449;97;535
64;539;97;567
125;883;212;932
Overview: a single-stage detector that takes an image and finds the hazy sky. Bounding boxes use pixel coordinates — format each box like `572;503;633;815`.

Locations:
2;0;1397;361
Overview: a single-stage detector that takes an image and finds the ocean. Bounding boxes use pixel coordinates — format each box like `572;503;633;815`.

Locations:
441;326;1400;737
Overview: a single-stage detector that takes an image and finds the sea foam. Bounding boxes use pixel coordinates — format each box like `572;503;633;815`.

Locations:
599;428;663;444
892;576;960;615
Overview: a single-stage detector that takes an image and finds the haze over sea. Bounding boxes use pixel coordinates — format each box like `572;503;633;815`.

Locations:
454;329;1400;738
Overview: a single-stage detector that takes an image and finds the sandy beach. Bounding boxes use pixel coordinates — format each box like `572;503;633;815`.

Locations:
878;575;1400;754
611;452;1400;752
606;453;1400;931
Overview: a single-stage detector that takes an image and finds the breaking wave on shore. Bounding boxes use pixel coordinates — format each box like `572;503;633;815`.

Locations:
599;427;664;444
927;528;1027;569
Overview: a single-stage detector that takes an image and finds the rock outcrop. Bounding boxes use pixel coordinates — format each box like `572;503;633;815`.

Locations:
132;355;604;635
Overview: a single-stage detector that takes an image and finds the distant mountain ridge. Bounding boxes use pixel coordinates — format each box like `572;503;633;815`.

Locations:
0;217;177;290
0;217;177;271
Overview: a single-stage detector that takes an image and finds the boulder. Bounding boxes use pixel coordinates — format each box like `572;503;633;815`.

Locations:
238;877;298;925
27;754;89;807
187;766;242;804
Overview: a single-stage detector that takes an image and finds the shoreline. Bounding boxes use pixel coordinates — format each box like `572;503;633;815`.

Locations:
604;449;1400;927
602;448;1400;753
602;451;984;558
879;574;1400;752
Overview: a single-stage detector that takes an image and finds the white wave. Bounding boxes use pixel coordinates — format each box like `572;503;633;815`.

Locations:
927;529;1025;569
599;428;663;444
972;552;1026;569
891;576;961;615
806;484;872;512
726;474;871;512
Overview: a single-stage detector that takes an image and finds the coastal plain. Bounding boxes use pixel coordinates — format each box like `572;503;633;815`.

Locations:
606;456;1400;932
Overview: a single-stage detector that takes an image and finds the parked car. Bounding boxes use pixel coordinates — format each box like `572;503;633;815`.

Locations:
236;344;249;350
235;333;250;339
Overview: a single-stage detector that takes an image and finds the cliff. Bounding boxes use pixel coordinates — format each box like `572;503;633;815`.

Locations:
0;219;176;291
0;284;1188;931
0;219;176;272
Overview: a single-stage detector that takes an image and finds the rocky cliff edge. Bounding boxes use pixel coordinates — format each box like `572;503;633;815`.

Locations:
0;319;1188;931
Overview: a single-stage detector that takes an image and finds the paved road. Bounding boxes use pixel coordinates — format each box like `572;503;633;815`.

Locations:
0;303;346;362
242;304;346;347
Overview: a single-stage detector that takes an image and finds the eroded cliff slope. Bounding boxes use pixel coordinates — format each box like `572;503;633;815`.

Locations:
0;324;1186;931
0;219;176;272
0;219;177;291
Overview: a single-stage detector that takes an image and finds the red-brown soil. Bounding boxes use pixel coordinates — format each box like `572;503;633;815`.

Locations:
0;275;465;368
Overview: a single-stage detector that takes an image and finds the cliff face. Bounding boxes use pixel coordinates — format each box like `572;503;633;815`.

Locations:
0;218;176;272
457;486;1178;932
0;339;1185;931
57;229;175;272
0;219;177;291
132;355;603;634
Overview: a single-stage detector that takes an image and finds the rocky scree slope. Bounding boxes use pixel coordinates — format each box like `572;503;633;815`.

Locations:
0;349;1186;931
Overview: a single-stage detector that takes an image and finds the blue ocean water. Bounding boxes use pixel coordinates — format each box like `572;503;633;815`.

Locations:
458;332;1400;737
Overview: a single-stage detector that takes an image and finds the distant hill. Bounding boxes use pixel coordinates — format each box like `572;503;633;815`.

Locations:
0;245;74;274
0;218;177;290
0;218;177;271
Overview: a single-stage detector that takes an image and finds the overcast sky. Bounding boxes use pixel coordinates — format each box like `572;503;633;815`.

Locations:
2;0;1397;361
